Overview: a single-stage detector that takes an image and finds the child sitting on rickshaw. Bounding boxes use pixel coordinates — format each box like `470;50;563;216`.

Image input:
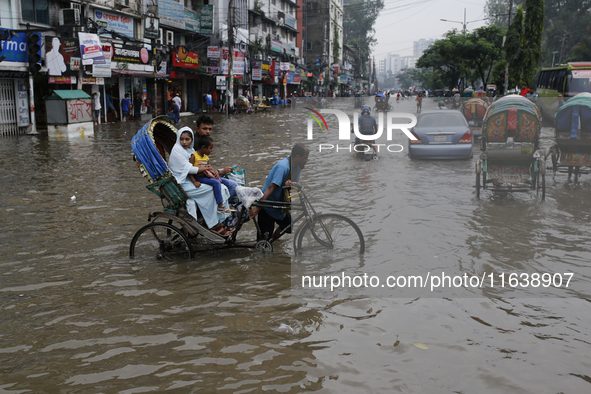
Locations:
189;136;237;214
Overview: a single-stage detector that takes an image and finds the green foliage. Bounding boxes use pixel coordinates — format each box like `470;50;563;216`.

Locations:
504;6;525;87
415;26;504;90
486;0;591;66
523;0;544;84
333;26;340;63
344;0;385;76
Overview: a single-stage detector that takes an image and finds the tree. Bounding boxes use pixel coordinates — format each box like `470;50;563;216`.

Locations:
343;0;385;77
523;0;544;85
504;5;525;87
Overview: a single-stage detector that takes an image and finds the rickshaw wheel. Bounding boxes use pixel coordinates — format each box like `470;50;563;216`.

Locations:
255;240;273;253
294;214;365;255
130;223;194;261
476;173;481;200
541;174;546;201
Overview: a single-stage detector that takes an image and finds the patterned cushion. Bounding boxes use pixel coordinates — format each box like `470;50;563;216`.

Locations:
515;111;539;142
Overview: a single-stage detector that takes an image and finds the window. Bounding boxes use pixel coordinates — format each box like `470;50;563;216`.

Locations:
272;0;276;5
303;5;307;27
553;70;566;92
303;30;307;53
21;0;49;24
307;42;312;51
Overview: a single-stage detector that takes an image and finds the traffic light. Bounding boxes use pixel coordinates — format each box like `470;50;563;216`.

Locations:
27;33;42;75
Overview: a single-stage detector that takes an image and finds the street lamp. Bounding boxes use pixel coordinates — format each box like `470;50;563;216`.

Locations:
552;51;559;67
440;8;486;33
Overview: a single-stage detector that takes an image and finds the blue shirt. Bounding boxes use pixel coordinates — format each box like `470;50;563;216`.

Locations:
262;157;302;220
121;98;131;112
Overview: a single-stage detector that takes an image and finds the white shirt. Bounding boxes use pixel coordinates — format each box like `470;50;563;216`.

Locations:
173;96;181;108
94;93;102;110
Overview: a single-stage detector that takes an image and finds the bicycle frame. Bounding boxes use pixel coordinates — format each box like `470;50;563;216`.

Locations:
250;184;333;246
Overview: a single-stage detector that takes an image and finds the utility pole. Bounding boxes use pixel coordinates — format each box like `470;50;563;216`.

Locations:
226;0;234;117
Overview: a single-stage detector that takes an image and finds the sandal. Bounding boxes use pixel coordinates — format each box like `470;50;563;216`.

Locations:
217;206;232;214
210;224;234;237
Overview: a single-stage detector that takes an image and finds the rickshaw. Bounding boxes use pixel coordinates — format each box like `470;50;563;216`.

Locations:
130;117;365;261
463;98;489;127
373;93;392;112
546;92;591;183
475;95;545;200
234;96;253;114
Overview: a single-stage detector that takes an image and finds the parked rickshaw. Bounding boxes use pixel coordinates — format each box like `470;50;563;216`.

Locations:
463;98;489;127
475;95;545;200
130;117;365;261
546;92;591;183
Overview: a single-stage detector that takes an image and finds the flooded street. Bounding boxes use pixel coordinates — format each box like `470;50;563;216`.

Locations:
2;97;591;392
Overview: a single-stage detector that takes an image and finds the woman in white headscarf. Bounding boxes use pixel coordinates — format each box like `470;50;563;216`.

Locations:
168;126;231;235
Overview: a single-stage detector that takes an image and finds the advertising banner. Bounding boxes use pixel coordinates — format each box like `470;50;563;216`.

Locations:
207;59;219;74
172;47;199;69
220;47;229;75
45;37;81;77
16;82;29;127
144;16;159;39
113;44;151;64
0;32;28;62
77;33;105;65
233;50;245;75
252;60;262;81
159;0;185;29
207;46;219;59
94;10;134;38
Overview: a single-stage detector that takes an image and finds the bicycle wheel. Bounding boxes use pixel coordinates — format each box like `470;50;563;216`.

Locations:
294;214;365;255
130;222;194;261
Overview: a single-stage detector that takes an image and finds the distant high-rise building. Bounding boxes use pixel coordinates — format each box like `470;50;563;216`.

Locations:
413;39;435;58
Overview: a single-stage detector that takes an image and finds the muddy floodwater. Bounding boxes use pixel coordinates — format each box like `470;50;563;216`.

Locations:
2;97;591;392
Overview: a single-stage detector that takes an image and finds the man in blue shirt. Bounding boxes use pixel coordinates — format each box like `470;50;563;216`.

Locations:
250;144;309;241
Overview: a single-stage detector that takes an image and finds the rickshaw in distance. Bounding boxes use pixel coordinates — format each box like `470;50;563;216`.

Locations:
475;95;545;200
546;92;591;183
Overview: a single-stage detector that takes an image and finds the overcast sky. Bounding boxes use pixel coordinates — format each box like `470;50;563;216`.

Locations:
372;0;490;60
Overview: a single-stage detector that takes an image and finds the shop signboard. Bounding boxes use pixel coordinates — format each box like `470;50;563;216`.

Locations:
172;47;199;69
93;43;112;77
45;37;81;77
233;50;245;75
286;71;294;84
159;0;185;29
0;32;28;62
94;10;134;38
286;14;296;29
294;68;301;84
199;5;213;34
220;47;229;75
261;60;271;82
207;46;219;58
252;60;262;81
113;44;151;65
144;16;159;40
271;39;282;53
207;59;219;74
16;82;29;127
216;75;226;90
184;9;199;33
48;76;76;84
77;33;105;65
280;62;290;71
